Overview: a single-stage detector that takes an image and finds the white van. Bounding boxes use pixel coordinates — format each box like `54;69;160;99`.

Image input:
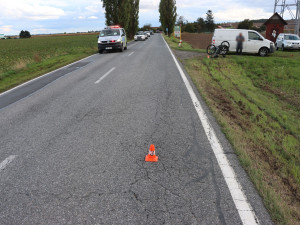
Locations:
98;26;127;54
212;29;275;56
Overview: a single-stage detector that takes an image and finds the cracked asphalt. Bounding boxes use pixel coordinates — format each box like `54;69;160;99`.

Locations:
0;34;273;224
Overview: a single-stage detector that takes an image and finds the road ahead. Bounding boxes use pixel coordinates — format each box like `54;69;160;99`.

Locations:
0;34;273;224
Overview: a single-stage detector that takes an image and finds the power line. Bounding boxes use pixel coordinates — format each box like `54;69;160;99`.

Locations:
274;0;300;35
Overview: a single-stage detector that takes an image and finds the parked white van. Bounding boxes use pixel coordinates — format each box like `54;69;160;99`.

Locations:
212;29;275;56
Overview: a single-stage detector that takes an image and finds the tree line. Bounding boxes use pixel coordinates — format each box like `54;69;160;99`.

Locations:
237;19;266;32
177;10;215;33
101;0;178;37
101;0;140;39
178;14;266;34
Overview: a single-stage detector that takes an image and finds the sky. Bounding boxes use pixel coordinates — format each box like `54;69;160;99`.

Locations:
0;0;283;35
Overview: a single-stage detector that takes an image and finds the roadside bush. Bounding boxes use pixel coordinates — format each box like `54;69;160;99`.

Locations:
19;30;31;39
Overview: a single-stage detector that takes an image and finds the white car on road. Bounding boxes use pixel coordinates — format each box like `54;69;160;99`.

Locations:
144;31;151;37
134;31;147;41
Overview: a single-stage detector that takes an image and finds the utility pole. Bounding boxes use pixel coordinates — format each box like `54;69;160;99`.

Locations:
274;0;300;35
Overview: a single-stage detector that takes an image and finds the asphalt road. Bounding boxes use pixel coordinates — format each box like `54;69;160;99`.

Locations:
0;34;273;224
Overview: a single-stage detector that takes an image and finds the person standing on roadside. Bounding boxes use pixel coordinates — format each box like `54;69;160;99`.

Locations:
236;32;245;55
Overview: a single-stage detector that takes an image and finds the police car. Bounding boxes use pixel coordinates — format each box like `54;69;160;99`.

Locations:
98;26;127;54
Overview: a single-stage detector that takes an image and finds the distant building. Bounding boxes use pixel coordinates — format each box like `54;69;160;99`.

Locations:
264;13;287;42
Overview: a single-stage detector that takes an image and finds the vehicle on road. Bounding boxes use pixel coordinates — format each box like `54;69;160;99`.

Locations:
97;26;127;54
212;29;275;56
134;31;147;41
144;31;151;37
276;33;300;51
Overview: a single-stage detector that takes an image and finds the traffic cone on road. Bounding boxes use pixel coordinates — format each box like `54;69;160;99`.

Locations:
145;144;158;162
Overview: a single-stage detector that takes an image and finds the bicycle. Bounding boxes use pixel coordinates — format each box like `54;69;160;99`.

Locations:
207;41;230;57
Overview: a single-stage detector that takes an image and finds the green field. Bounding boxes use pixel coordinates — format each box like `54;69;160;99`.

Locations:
0;34;98;93
164;35;300;225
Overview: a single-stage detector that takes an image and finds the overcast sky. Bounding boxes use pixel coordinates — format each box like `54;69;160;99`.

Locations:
0;0;278;35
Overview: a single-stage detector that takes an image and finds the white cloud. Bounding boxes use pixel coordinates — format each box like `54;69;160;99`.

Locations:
214;7;273;21
88;16;98;19
78;16;85;19
0;25;13;33
140;0;160;12
0;0;65;20
31;28;56;34
85;1;102;14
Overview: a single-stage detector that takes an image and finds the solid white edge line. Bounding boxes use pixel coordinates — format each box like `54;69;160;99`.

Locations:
95;67;116;84
0;155;17;171
0;54;97;98
162;35;259;225
128;51;135;56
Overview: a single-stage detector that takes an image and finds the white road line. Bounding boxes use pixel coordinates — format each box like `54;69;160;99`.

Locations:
0;155;17;171
162;35;259;225
128;52;135;57
95;67;116;84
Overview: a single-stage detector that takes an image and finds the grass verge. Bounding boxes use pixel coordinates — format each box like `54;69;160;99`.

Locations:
163;35;300;225
0;34;99;93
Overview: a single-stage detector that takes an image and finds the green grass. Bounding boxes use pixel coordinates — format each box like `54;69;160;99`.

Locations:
164;35;300;225
0;34;98;93
163;34;206;53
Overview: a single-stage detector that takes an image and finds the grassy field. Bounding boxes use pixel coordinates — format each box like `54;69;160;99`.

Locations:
0;33;98;93
164;35;300;225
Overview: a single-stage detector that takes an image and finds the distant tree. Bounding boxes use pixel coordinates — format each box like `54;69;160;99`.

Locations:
143;23;152;31
19;30;31;38
205;10;215;32
101;0;139;39
184;23;196;33
196;17;205;33
177;15;187;26
159;0;177;36
259;24;266;32
251;19;268;23
238;19;253;29
128;0;140;38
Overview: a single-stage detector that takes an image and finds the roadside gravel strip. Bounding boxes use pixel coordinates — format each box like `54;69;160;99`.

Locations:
0;34;272;224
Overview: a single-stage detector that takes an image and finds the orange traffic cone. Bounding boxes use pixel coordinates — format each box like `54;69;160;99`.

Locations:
145;144;158;162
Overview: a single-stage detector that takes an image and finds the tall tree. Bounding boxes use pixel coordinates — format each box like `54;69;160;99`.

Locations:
101;0;139;39
205;10;215;32
177;15;186;26
128;0;140;38
159;0;177;36
196;17;205;33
